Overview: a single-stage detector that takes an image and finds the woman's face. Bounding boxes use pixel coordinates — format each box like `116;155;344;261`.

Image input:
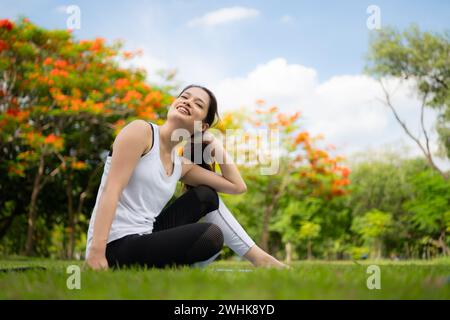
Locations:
167;87;211;133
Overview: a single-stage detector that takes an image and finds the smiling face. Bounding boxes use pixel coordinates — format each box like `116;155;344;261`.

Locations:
167;86;211;134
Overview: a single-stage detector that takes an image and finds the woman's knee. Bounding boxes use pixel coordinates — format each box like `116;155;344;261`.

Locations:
196;222;223;255
192;185;219;212
186;222;224;264
206;223;224;253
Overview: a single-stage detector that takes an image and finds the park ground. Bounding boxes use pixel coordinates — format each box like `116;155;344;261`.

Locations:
0;256;449;299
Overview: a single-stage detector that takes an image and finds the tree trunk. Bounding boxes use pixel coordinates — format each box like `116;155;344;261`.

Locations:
430;230;449;257
260;175;290;252
24;155;44;256
405;242;410;259
66;179;75;260
376;240;382;259
67;162;102;260
260;203;273;252
440;230;449;256
307;240;313;260
285;241;293;264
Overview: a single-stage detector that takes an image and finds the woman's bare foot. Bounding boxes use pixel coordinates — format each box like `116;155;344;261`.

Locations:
244;245;291;269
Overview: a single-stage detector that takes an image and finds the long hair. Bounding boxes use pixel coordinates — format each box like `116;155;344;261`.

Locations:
182;141;217;189
178;84;220;190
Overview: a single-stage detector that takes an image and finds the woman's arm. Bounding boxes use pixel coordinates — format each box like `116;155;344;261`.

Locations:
180;133;247;194
86;120;152;270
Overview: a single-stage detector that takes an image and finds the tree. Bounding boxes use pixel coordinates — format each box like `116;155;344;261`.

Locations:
365;25;450;180
351;209;393;259
298;221;321;260
403;169;450;256
0;18;173;256
217;102;351;255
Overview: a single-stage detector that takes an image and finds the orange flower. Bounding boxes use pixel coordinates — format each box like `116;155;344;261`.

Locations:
54;59;68;69
122;90;142;103
332;178;350;187
43;57;53;65
50;69;69;77
16;110;30;121
92;102;104;113
340;167;351;178
269;106;278;113
331;188;346;196
0;19;14;31
314;149;329;159
71;161;87;170
8;165;24;177
90;37;105;51
44;134;57;144
295;132;309;144
114;78;130;90
44;134;64;149
0;40;9;52
122;51;133;59
288;112;300;123
276;113;290;126
6;108;19;117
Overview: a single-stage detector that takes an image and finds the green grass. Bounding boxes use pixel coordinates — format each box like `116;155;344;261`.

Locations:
1;256;449;299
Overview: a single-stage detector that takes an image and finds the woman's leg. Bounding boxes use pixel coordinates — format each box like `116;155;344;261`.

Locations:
152;185;219;232
106;185;224;269
106;222;223;269
200;196;289;269
200;197;255;257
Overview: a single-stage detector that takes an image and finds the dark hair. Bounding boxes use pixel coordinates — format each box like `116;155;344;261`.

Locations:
178;84;219;190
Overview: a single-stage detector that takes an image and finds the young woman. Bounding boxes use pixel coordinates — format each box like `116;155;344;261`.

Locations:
85;85;288;270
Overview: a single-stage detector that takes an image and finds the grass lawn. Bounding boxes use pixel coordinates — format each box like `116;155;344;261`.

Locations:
1;256;449;299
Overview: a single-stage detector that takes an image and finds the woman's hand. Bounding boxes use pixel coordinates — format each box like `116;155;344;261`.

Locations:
84;245;109;271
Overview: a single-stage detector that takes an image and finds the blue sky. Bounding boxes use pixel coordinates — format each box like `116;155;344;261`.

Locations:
1;1;449;81
2;1;450;169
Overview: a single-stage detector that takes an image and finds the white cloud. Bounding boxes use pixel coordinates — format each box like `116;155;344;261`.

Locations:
55;5;69;13
212;58;450;170
187;6;260;28
214;58;317;109
125;44;230;87
112;4;233;88
280;14;294;24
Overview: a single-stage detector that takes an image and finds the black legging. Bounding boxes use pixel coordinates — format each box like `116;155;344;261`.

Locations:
105;185;224;269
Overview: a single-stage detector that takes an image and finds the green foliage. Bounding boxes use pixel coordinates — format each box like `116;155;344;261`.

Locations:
346;246;370;260
298;221;321;240
352;209;393;240
403;170;450;234
366;24;450;159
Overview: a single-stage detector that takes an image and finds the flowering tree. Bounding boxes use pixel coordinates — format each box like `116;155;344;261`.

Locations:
217;101;351;255
0;18;174;256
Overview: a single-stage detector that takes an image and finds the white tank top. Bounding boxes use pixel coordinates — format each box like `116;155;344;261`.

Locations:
85;121;182;257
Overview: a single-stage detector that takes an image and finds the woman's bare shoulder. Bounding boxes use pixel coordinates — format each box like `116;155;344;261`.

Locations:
113;119;153;155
